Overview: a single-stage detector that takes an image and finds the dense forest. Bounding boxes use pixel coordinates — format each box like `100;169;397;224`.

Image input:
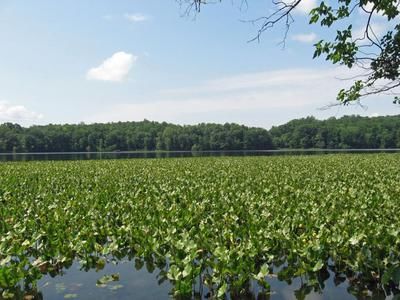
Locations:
270;115;400;149
0;121;273;152
0;115;399;153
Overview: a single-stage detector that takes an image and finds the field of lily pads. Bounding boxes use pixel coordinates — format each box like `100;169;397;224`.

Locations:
1;154;400;299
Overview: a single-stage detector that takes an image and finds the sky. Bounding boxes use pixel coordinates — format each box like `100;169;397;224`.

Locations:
0;0;398;129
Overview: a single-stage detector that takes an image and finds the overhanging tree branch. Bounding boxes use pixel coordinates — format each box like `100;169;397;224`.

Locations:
180;0;400;104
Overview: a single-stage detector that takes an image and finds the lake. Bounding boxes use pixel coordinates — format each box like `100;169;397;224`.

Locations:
13;257;389;300
1;149;400;161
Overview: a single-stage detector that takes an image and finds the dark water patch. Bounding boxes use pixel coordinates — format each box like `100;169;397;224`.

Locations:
4;259;398;299
1;149;400;162
7;260;172;300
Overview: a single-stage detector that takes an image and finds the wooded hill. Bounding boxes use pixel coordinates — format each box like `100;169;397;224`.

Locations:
270;115;400;149
0;115;399;153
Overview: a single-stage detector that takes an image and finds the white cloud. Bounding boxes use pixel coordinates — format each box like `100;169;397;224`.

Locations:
162;67;352;96
359;1;396;17
291;32;317;43
0;102;43;121
297;0;318;13
87;67;369;125
86;52;137;82
363;1;375;12
124;13;149;22
353;22;388;44
284;0;318;14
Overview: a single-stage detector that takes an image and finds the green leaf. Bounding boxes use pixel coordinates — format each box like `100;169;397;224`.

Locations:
312;260;324;272
217;282;227;298
1;290;14;299
182;264;192;278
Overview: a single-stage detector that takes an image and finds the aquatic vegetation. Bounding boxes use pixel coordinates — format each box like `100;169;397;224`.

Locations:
0;155;400;299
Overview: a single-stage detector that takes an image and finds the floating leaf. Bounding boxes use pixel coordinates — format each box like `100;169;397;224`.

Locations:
108;284;124;291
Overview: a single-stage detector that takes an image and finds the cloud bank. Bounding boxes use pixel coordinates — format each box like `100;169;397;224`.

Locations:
87;67;373;127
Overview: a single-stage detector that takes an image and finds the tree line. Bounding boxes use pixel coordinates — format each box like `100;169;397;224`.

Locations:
0;115;399;153
0;120;273;153
270;115;400;149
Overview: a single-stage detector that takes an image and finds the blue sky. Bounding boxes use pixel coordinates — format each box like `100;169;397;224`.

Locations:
0;0;398;128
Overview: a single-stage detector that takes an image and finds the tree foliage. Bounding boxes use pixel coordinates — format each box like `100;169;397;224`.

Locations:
179;0;400;104
270;115;400;148
0;115;399;153
0;121;273;153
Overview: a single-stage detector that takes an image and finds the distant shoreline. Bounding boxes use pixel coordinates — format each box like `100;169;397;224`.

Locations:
1;149;400;155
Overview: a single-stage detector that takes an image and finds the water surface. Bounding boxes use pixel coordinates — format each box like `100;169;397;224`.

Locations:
1;149;400;161
11;259;395;300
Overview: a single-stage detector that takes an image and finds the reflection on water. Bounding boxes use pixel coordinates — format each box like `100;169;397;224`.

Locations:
35;260;172;300
1;149;400;162
6;258;397;300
